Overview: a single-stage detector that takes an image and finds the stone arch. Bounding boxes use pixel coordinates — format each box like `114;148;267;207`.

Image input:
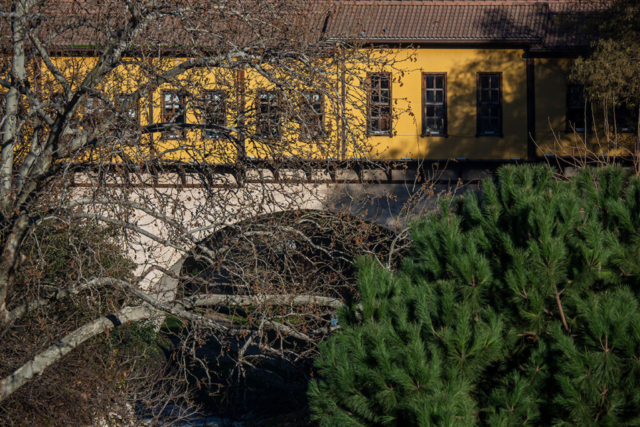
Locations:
155;208;402;304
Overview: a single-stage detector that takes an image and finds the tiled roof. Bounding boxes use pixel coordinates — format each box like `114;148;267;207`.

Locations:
5;0;598;52
325;3;550;41
538;2;599;49
323;0;597;48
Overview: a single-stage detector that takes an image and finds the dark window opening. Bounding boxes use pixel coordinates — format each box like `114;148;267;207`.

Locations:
84;96;107;128
423;73;447;136
257;91;281;138
614;102;638;133
301;92;325;140
368;73;391;135
477;73;502;136
566;84;591;132
117;95;139;124
162;90;186;139
200;90;227;138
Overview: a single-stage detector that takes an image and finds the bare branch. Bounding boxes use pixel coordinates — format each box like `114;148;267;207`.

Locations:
0;305;156;403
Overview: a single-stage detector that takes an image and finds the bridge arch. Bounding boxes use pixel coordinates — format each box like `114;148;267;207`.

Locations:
156;208;403;305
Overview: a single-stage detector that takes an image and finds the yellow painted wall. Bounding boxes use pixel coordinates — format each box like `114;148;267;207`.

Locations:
241;69;343;161
365;48;529;160
535;57;638;158
36;50;598;162
535;57;576;156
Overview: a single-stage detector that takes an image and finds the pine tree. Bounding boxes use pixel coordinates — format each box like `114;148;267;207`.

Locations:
309;165;640;426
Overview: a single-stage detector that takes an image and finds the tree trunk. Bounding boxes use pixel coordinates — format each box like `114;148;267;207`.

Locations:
0;305;156;402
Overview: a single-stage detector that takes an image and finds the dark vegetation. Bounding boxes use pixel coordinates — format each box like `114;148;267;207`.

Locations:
172;210;404;423
310;165;640;425
0;223;178;426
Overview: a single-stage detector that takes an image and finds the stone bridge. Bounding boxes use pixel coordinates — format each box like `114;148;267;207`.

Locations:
71;159;520;300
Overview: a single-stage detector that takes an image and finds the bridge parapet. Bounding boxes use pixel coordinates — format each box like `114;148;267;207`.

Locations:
69;158;535;300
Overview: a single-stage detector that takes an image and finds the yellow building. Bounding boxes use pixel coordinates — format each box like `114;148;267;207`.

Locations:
322;0;609;161
2;0;619;164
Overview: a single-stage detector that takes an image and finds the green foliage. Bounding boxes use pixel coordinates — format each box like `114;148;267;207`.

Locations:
309;165;640;426
573;39;640;112
571;0;640;126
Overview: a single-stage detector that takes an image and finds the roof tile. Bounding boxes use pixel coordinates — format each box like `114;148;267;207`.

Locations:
324;0;595;48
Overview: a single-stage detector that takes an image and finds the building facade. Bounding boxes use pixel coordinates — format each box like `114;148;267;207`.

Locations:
2;0;623;163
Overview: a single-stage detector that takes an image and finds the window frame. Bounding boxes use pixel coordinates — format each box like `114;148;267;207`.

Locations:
199;89;227;139
117;94;140;126
256;90;281;139
476;72;503;137
422;73;448;137
367;72;392;136
300;91;325;141
565;84;591;133
84;95;108;129
161;89;187;140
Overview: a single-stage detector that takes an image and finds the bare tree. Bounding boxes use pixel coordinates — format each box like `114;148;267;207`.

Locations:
537;0;640;175
0;0;426;420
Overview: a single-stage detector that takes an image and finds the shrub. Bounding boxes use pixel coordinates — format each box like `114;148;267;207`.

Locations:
309;165;640;426
0;222;171;426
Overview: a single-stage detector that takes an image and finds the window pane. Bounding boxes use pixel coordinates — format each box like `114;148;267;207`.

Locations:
258;91;280;137
426;76;434;89
568;86;584;108
616;104;637;131
427;91;434;103
301;92;324;139
568;111;585;129
478;74;501;135
368;73;392;133
203;91;226;138
423;74;446;135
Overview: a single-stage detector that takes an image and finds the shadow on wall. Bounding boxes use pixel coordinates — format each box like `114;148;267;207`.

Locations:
412;4;541;160
534;58;639;158
534;58;572;155
382;48;529;161
323;181;481;230
440;48;527;160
